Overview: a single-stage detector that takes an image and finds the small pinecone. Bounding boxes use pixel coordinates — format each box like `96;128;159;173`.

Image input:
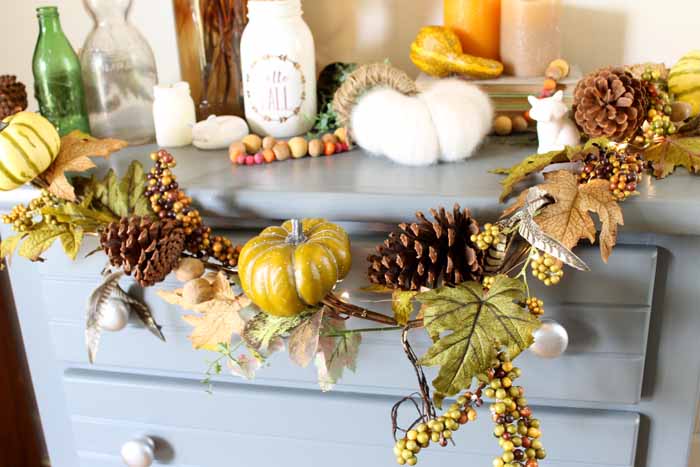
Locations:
367;204;483;291
572;67;648;142
101;217;185;287
0;75;28;120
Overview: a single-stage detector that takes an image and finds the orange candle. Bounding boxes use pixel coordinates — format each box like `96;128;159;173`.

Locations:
444;0;501;60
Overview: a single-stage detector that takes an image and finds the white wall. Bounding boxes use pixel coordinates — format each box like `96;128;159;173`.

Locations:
1;0;698;109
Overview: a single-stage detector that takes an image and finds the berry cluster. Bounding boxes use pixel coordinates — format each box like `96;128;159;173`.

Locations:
485;353;546;467
483;275;496;289
635;67;676;146
578;144;644;201
146;150;240;266
530;251;563;286
2;190;60;232
394;390;483;465
472;223;505;251
525;297;544;316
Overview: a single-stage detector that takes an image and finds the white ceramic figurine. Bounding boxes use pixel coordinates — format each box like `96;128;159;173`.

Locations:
528;91;580;154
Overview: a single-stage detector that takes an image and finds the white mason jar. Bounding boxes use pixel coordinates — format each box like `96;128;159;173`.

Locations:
241;0;317;138
152;82;196;147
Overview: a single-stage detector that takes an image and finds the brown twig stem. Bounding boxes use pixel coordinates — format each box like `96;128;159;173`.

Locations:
322;292;424;329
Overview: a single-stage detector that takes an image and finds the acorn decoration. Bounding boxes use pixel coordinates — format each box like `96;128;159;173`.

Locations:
0;75;28;120
100;216;185;287
572;67;648;142
368;204;483;291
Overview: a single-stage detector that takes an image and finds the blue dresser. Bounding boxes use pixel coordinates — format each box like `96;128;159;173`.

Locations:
3;143;700;467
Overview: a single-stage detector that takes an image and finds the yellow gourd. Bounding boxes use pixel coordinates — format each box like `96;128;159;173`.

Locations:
0;111;60;191
410;26;503;79
238;219;352;317
669;50;700;117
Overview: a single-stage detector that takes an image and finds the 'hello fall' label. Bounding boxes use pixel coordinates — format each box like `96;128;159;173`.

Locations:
246;55;307;124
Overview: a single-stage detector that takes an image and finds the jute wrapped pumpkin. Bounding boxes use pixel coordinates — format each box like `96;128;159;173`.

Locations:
238;219;352;317
0;111;60;191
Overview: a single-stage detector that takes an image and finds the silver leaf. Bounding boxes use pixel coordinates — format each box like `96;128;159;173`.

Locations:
113;285;165;342
518;217;590;272
86;269;125;364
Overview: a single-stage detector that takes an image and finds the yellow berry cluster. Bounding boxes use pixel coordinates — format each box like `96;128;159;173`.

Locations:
530;251;563;286
471;223;504;251
525;297;544;316
483;275;496;289
1;190;59;232
394;390;481;465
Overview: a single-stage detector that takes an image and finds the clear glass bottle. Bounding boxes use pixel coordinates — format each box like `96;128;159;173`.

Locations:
80;0;157;144
33;6;91;136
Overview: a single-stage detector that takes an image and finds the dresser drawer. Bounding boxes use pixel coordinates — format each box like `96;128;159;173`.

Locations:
65;371;639;467
37;235;656;405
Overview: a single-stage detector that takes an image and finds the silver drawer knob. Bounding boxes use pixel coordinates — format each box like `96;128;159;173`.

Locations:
530;319;569;358
121;436;155;466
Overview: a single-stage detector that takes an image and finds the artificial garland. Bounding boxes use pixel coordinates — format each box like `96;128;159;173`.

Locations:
2;55;700;467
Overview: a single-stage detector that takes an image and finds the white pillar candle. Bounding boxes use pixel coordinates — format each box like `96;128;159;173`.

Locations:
152;82;196;147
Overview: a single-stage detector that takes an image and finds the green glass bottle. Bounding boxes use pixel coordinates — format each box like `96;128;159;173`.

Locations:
32;6;90;136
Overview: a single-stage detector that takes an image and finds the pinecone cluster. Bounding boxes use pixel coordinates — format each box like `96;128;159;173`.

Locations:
572;67;647;142
368;204;483;291
0;75;28;120
100;216;185;287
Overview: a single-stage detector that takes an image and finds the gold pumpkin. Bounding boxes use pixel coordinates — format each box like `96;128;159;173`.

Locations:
238;219;352;317
0;111;60;191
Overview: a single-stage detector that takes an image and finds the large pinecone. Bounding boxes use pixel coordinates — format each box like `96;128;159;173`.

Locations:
100;217;185;287
367;204;483;291
0;75;28;120
572;67;647;142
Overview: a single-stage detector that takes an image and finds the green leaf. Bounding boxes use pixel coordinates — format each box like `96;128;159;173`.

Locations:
417;275;540;397
0;234;23;264
315;317;361;391
59;225;83;260
18;224;70;261
90;160;151;218
492;149;569;202
643;136;700;178
120;160;151;216
392;290;417;326
243;310;309;352
42;203;117;230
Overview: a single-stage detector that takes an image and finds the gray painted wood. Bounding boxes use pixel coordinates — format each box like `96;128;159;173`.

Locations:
65;370;639;467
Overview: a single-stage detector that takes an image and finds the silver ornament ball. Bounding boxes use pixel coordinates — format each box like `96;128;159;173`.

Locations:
530;319;569;358
98;297;131;332
121;436;155;467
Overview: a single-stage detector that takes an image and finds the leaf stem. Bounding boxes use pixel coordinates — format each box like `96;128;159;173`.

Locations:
321;326;405;337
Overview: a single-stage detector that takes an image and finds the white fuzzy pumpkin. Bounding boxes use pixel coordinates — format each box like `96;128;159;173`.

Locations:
349;78;493;166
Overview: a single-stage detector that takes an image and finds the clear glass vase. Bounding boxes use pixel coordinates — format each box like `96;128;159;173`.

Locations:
80;0;157;144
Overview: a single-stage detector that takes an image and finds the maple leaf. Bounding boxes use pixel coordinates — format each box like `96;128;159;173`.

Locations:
181;295;250;351
417;275;539;398
288;309;325;368
40;131;127;201
392;290;417;326
157;272;250;351
643;136;700;179
535;170;623;262
243;311;308;353
315;317;361;392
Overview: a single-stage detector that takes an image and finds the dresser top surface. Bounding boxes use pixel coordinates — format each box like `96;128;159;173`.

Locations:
3;140;700;234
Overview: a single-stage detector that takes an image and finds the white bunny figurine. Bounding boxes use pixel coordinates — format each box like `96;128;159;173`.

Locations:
528;91;580;154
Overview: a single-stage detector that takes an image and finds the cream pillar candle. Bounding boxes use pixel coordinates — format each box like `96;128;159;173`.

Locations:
500;0;562;77
152;82;196;147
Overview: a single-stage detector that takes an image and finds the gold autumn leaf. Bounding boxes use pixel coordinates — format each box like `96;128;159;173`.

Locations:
535;171;623;262
392;290;417;326
182;295;250;351
40;131;128;201
288;309;325;368
643;136;700;179
492;149;570;202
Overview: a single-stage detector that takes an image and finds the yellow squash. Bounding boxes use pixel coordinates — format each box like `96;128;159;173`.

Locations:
238;219;352;317
0;111;60;191
410;26;503;79
669;50;700;117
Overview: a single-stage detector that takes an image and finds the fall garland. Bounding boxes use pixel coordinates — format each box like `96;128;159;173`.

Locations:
2;59;700;467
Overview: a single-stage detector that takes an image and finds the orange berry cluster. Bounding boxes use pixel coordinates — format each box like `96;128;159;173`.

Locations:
578;144;644;201
146;149;240;266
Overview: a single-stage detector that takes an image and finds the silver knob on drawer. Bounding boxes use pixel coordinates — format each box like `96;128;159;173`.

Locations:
530;319;569;358
120;436;155;466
